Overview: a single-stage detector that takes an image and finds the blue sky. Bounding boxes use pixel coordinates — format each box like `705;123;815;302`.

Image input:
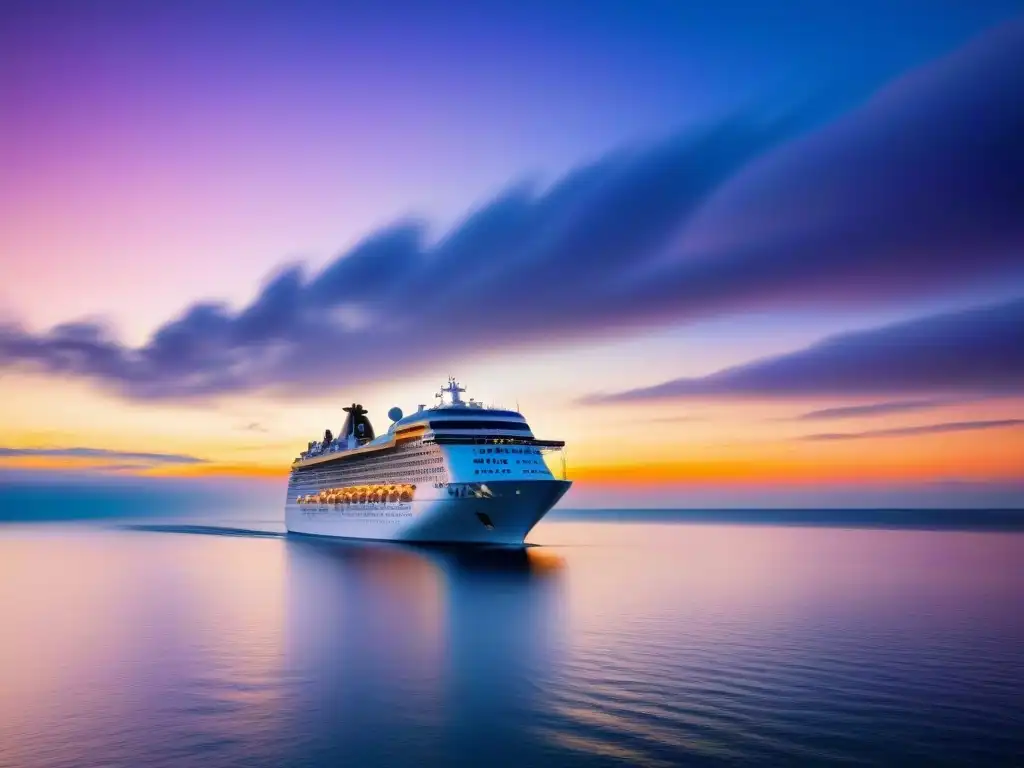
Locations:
1;0;1022;507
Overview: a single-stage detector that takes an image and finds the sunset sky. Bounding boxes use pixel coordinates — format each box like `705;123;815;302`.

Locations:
1;0;1022;508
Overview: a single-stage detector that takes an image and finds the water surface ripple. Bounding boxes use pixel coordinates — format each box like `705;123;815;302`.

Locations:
1;514;1021;766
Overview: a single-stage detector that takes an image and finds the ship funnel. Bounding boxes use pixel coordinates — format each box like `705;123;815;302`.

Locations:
341;402;375;444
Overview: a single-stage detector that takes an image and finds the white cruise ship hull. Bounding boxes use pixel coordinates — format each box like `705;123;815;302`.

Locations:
285;479;571;545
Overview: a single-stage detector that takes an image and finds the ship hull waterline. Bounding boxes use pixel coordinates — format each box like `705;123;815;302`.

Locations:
285;479;571;545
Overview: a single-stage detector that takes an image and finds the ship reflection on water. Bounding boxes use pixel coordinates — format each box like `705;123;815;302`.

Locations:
284;538;567;766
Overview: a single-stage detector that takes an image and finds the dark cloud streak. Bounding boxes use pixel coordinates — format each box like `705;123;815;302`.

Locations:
801;419;1024;442
585;299;1024;402
794;399;965;421
0;447;208;465
0;19;1022;400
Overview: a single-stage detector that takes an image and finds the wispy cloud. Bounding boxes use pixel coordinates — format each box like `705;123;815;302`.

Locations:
224;442;296;453
584;298;1024;403
237;422;269;433
793;399;964;421
0;447;208;465
647;415;708;423
0;20;1022;400
800;419;1024;442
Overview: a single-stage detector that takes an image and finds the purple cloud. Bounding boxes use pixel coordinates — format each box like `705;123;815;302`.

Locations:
0;447;207;465
0;19;1022;400
793;399;965;421
583;299;1024;402
800;419;1024;442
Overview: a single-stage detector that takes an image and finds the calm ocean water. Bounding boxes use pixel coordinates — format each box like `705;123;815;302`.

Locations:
1;509;1022;767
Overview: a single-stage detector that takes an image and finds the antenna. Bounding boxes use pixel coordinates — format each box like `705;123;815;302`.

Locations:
438;376;466;405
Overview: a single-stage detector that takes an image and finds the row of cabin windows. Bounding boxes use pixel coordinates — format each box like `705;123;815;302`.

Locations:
303;442;433;465
429;420;531;432
308;446;440;466
291;465;444;490
293;447;446;490
293;478;439;496
298;455;442;474
294;466;443;485
297;452;443;476
294;464;444;482
296;458;443;481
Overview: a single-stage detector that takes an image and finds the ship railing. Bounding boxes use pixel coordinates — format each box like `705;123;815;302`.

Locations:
428;400;517;413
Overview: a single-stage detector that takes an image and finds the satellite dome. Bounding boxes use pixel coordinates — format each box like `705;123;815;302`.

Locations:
388;406;403;422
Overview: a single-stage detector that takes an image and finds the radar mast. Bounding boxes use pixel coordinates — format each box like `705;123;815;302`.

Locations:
437;376;467;406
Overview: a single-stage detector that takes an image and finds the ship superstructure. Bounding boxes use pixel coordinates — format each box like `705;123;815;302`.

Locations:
284;378;570;544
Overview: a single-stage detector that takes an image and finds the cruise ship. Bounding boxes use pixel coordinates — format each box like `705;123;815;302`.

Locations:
284;378;571;544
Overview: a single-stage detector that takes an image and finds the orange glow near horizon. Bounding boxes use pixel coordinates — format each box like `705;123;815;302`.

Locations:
0;369;1021;500
0;455;147;473
570;458;1022;486
69;425;1022;487
571;431;1024;485
2;423;1022;489
148;462;288;480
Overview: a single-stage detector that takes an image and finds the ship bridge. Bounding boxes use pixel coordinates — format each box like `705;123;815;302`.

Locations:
294;377;565;471
390;378;565;449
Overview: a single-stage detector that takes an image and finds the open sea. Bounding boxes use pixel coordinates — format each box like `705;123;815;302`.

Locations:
1;500;1022;767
